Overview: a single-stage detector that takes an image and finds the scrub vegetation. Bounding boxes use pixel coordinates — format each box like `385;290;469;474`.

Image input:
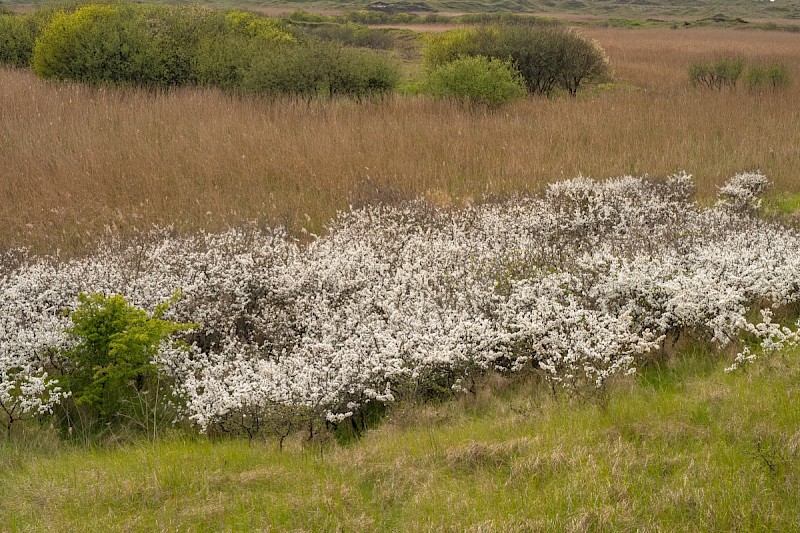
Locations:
1;1;800;530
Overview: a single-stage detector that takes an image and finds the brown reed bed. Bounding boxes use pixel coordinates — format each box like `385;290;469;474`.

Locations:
1;27;799;255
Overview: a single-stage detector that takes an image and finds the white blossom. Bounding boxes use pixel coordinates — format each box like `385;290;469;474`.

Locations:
1;172;798;431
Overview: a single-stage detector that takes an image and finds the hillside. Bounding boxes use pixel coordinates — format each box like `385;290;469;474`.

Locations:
4;0;800;19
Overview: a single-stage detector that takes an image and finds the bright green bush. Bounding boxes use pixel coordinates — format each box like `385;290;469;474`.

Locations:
32;4;168;85
327;45;400;97
422;28;476;70
61;292;193;430
21;2;397;98
224;10;295;42
766;64;791;89
30;3;296;87
423;55;526;107
689;57;745;90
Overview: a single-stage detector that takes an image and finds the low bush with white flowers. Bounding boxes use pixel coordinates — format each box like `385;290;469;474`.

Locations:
1;172;799;440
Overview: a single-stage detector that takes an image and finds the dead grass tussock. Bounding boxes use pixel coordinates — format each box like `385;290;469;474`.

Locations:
445;437;533;471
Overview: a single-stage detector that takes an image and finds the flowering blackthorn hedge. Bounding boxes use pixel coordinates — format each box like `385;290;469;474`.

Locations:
1;172;799;437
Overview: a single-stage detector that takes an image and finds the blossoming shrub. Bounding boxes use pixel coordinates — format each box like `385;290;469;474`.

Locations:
1;172;799;440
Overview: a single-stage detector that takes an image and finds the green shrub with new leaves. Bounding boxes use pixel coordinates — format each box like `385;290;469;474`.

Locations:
423;25;610;97
32;4;171;85
423;55;526;107
688;57;745;90
423;28;475;70
14;1;399;98
61;292;194;429
224;10;295;42
0;9;62;68
241;40;398;98
745;63;791;91
690;57;791;91
28;3;297;87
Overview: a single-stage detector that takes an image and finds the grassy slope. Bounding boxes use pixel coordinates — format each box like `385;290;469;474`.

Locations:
5;0;800;19
3;346;799;531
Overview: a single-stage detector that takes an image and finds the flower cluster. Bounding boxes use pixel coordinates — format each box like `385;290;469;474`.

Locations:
1;172;799;433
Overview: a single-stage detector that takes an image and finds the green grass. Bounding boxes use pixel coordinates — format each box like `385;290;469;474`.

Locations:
764;192;800;225
2;345;800;531
773;193;800;215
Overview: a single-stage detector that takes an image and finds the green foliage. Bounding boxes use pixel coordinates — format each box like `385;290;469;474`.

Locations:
4;347;800;530
423;25;611;97
691;57;791;92
241;40;398;98
190;33;252;90
224;10;295;42
29;3;296;87
423;55;526;107
745;62;791;91
32;4;170;85
13;2;400;99
300;22;394;50
422;28;475;70
0;14;37;68
0;10;59;68
688;56;745;90
62;292;193;426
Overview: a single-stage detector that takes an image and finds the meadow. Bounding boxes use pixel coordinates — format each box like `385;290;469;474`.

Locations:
2;347;800;530
2;26;800;255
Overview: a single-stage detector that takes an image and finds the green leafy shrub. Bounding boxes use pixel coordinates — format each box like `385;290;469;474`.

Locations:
30;3;296;87
745;63;791;91
20;2;398;99
32;4;170;85
745;63;769;89
689;57;745;90
423;25;610;97
60;292;194;433
300;22;394;50
423;55;526;107
242;40;398;98
0;10;60;68
0;14;38;68
422;28;475;70
692;58;790;92
766;64;791;89
224;10;295;42
190;33;252;89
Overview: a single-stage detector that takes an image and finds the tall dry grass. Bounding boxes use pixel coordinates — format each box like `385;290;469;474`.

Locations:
1;27;799;255
581;27;800;90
